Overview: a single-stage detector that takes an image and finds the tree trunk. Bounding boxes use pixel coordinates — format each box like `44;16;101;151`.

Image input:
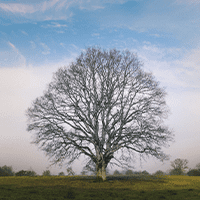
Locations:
96;161;106;181
95;146;107;181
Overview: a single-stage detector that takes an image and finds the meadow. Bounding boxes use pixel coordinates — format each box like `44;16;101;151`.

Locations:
0;175;200;200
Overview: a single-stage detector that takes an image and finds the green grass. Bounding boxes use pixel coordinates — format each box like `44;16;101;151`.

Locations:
0;175;200;199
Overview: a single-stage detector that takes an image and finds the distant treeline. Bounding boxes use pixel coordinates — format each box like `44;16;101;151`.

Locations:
1;158;200;177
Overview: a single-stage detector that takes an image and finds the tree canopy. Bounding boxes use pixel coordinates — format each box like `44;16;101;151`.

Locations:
26;47;173;181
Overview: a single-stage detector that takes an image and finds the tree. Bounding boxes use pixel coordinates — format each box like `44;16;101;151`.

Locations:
153;170;165;176
125;169;134;176
26;170;37;176
113;169;121;176
141;170;149;175
15;170;27;176
26;47;173;181
0;165;15;176
58;172;65;176
82;160;97;176
170;158;189;175
42;170;51;176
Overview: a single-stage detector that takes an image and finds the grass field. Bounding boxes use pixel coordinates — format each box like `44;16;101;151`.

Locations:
0;175;200;199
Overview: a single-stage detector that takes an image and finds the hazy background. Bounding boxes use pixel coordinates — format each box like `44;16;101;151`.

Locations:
0;0;200;175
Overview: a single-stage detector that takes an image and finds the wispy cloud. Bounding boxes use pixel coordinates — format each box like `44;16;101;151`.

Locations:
92;33;100;36
0;0;132;21
8;41;18;53
150;33;160;38
0;0;70;21
30;41;36;49
40;42;50;55
21;30;28;36
41;22;68;28
0;41;26;68
41;0;60;12
79;5;104;10
0;3;35;14
70;44;78;50
60;43;65;48
175;0;200;5
98;0;200;48
0;0;60;14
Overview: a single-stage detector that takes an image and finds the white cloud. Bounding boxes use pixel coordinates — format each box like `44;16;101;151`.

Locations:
0;42;26;68
79;5;104;10
175;0;200;5
0;0;143;24
40;42;50;55
41;0;60;12
41;22;68;28
0;63;66;175
0;3;35;14
0;0;71;21
150;33;160;38
55;0;69;10
0;0;61;14
134;43;200;90
0;0;132;18
30;41;36;49
0;53;77;121
92;33;100;36
8;41;18;52
21;30;28;35
70;44;79;50
60;43;65;48
52;22;67;28
134;43;200;172
182;47;200;71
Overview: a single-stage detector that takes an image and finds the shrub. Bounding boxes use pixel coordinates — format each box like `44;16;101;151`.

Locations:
15;170;27;176
187;169;200;176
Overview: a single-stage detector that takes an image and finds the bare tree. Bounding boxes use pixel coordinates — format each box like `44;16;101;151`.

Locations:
66;167;75;176
82;160;97;176
26;47;173;181
170;158;189;175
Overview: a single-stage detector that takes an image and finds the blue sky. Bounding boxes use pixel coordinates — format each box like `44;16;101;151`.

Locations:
0;0;200;175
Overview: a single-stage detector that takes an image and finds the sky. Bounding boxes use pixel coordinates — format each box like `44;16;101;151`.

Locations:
0;0;200;176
